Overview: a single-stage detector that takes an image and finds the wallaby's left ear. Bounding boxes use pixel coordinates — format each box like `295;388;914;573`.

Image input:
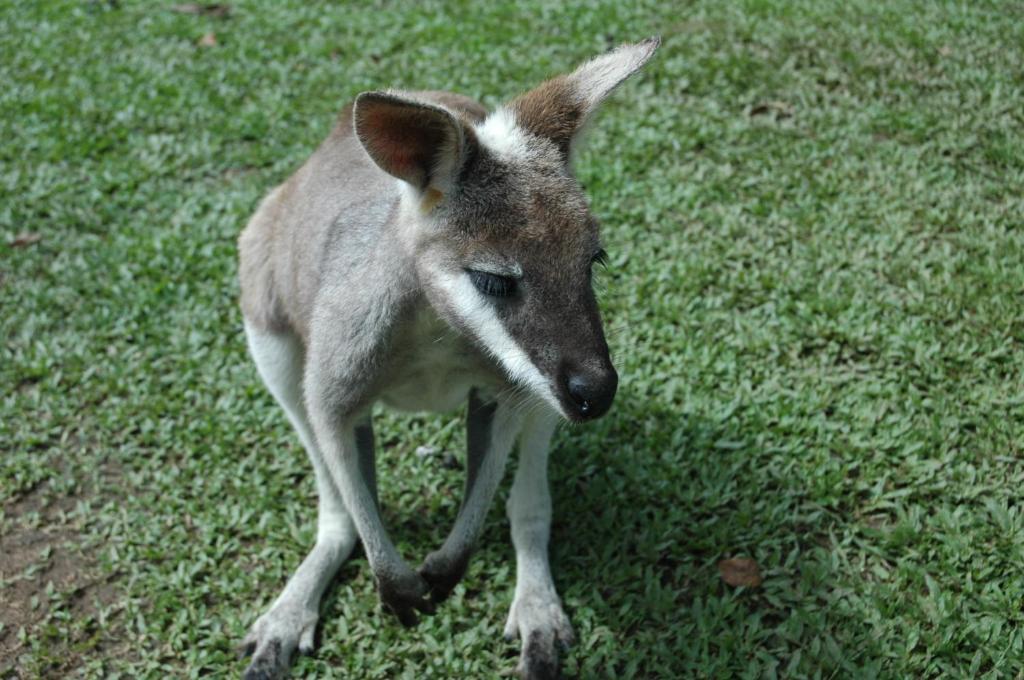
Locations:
510;37;660;157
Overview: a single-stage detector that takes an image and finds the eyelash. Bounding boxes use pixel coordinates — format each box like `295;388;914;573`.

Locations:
468;251;606;297
467;270;517;298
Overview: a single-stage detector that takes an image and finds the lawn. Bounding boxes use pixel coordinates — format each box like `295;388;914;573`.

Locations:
2;0;1023;677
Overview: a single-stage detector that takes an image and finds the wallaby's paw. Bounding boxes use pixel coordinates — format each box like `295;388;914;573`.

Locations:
504;592;574;680
377;569;435;627
418;550;469;603
239;604;318;680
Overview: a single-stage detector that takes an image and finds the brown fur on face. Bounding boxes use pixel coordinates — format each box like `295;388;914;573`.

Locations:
414;140;606;411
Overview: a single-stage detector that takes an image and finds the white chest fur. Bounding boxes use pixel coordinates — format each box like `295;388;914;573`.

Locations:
378;306;497;413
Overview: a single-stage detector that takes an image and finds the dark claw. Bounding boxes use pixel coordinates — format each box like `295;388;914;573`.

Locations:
378;572;435;627
518;629;561;680
392;603;420;628
242;666;279;680
419;551;470;604
242;639;288;680
237;639;257;660
387;595;435;627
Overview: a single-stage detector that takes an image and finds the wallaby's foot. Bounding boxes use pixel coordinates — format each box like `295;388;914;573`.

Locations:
504;592;575;680
377;569;434;627
239;602;318;680
418;550;470;603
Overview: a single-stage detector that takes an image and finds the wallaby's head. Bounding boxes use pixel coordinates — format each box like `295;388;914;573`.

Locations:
353;38;659;422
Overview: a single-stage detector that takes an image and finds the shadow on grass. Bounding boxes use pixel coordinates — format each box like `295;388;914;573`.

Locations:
277;394;888;677
540;397;887;677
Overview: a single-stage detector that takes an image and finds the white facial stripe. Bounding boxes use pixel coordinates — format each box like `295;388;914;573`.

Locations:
475;107;533;160
436;270;564;415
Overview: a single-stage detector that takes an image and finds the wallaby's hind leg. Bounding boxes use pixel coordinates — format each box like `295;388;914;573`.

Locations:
504;411;574;680
240;322;359;680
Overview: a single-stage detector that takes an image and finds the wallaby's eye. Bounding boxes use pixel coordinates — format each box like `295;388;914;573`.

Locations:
467;270;517;298
592;249;609;267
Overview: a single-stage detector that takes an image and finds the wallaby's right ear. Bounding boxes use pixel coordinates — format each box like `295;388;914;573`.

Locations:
510;37;660;158
354;91;466;194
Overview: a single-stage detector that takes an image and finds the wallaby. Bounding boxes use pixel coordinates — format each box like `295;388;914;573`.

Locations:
236;38;660;680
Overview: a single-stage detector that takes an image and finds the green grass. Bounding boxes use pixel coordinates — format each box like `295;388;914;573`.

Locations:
2;0;1023;677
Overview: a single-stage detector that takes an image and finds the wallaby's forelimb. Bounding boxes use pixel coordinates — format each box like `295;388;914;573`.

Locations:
308;406;434;626
420;390;523;600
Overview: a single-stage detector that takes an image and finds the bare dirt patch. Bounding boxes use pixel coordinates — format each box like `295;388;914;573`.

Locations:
0;467;125;676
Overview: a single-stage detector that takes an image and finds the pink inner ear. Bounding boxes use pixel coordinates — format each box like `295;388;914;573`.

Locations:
388;153;414;176
358;97;455;188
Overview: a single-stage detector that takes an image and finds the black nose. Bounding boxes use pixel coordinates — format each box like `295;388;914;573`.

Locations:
564;365;618;421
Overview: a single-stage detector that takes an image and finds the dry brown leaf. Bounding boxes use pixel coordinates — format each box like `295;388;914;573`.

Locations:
749;100;793;119
718;557;763;588
11;232;42;247
197;32;217;47
172;3;231;18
